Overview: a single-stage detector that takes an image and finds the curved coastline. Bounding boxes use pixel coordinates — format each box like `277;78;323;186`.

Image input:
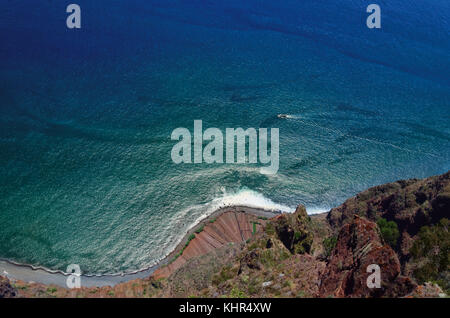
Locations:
0;205;282;288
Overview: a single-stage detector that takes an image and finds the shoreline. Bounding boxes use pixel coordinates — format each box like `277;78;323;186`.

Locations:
0;205;284;288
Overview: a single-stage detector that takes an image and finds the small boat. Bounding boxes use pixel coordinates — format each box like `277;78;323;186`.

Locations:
277;114;289;119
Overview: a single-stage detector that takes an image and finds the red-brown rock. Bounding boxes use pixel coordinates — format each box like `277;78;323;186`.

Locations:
0;276;17;298
319;215;416;297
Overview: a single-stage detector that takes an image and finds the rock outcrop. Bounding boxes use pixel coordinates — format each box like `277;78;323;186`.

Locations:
0;276;17;298
326;171;449;283
327;172;450;237
273;205;313;254
319;215;416;297
3;172;448;298
204;219;326;298
408;282;445;298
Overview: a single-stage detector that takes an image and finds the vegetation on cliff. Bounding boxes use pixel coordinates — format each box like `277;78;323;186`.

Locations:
2;172;448;298
327;171;450;292
410;218;449;293
273;206;314;255
377;218;400;248
322;236;337;257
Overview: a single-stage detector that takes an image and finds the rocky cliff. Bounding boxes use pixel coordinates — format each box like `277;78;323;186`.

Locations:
327;171;450;291
2;172;448;298
0;276;17;298
319;215;416;297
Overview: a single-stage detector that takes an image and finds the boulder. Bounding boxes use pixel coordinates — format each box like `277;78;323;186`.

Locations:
319;216;416;297
0;276;17;298
273;205;313;254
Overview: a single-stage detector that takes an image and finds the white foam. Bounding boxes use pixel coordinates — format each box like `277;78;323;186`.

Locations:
279;114;301;119
306;206;330;215
210;188;295;213
159;188;294;264
157;189;329;277
165;187;294;242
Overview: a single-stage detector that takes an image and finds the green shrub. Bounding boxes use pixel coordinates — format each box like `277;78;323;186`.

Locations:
296;290;306;298
377;218;400;247
248;279;261;295
292;229;313;255
323;236;338;257
264;223;275;236
195;225;204;234
410;218;449;293
187;233;196;243
251;221;261;235
47;287;57;294
169;233;197;264
212;265;236;286
230;287;247;298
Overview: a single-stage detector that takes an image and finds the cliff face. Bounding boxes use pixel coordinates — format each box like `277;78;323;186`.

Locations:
327;171;449;291
272;205;314;254
2;172;448;298
319;215;416;297
0;276;17;298
201;206;326;298
328;171;449;248
197;211;418;298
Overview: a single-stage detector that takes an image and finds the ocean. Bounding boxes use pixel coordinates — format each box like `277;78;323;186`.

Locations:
0;0;449;275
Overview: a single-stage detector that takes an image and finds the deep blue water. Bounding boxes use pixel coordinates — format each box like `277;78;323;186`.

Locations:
0;0;449;274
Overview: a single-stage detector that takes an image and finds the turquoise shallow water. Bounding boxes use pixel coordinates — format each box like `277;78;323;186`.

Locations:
0;1;449;274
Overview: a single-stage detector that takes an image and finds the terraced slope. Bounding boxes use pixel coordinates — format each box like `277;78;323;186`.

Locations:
153;211;267;279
